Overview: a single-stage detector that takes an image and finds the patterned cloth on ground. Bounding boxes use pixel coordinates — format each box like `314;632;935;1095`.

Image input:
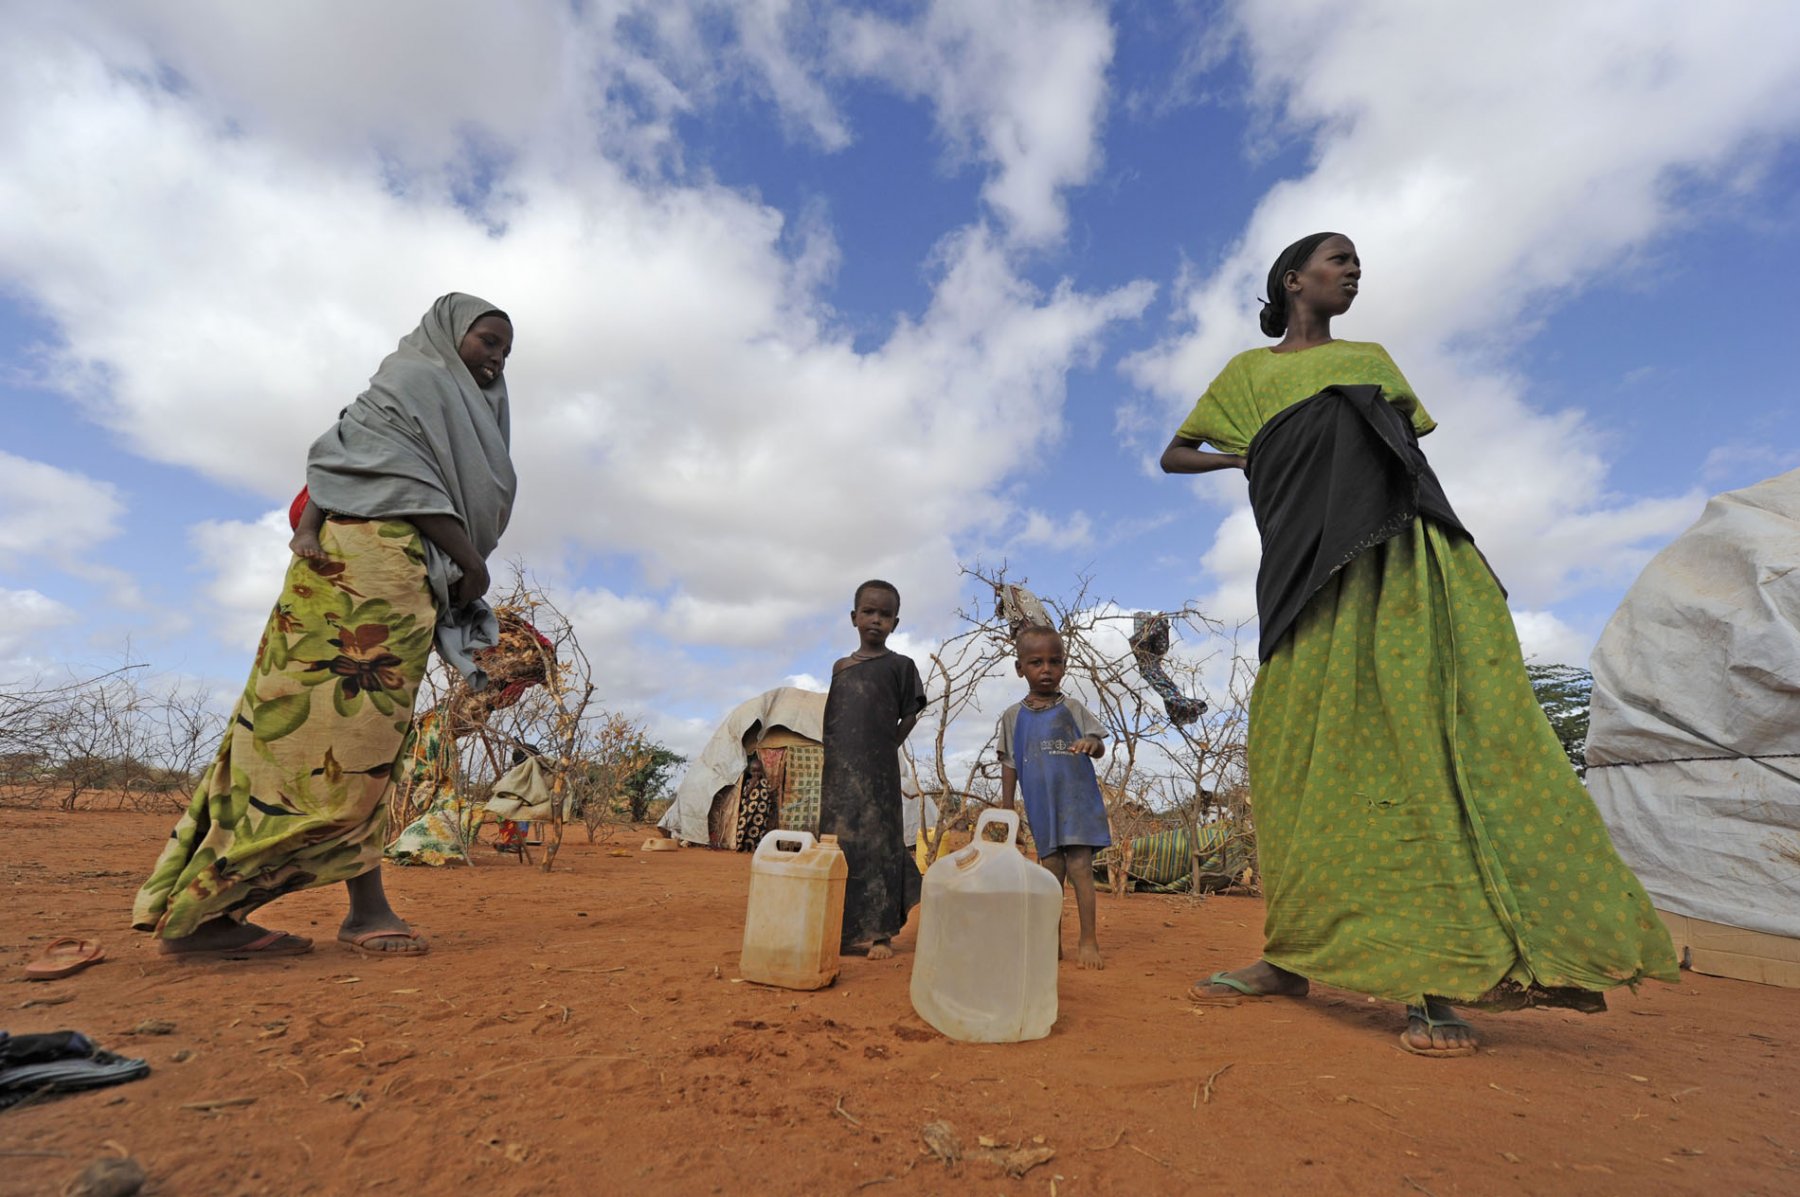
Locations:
1106;824;1244;892
1176;341;1677;1007
133;518;436;935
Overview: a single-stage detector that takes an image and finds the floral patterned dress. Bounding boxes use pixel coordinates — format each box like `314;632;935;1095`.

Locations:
132;517;436;937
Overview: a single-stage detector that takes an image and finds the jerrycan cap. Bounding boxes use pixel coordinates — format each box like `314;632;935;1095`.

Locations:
952;844;981;870
818;834;839;846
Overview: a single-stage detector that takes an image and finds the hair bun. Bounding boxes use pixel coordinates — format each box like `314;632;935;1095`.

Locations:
1258;300;1286;338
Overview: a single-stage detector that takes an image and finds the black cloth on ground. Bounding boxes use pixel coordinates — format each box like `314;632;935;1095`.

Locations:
0;1030;150;1109
1244;384;1491;660
817;651;927;948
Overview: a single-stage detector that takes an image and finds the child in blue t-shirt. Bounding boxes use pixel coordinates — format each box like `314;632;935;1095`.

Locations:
997;626;1111;969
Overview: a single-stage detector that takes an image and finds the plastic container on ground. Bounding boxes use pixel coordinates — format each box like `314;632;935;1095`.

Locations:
910;809;1061;1042
738;829;847;990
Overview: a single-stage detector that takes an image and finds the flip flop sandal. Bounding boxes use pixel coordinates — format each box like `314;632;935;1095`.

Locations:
166;929;313;961
341;930;430;957
1188;970;1258;1006
1400;1003;1479;1058
24;937;105;981
0;1050;151;1110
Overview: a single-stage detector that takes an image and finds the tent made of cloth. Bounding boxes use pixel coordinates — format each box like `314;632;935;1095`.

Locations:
657;686;933;848
1586;468;1800;987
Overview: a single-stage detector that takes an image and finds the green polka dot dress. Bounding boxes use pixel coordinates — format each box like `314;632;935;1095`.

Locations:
1177;341;1678;1006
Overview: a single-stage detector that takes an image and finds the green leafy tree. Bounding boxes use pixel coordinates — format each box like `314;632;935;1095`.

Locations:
621;745;685;822
1526;663;1592;777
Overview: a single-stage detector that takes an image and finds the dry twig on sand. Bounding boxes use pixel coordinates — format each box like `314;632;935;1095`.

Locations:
1201;1061;1233;1104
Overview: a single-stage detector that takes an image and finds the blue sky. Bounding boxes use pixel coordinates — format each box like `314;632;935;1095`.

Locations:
3;1;1799;756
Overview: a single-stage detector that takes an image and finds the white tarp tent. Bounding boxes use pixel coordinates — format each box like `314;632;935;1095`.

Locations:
1586;468;1800;986
657;686;932;846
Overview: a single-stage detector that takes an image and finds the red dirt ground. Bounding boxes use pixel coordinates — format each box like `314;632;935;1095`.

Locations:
4;809;1797;1196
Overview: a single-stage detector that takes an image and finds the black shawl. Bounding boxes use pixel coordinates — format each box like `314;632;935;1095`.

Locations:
1244;384;1491;660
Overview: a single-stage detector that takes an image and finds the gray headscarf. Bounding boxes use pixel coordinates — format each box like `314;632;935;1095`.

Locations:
306;292;516;687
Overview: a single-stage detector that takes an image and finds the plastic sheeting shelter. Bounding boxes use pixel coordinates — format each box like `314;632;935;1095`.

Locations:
658;687;932;848
1586;469;1800;987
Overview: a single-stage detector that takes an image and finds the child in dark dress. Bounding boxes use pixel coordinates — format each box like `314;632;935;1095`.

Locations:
998;626;1111;969
817;580;927;960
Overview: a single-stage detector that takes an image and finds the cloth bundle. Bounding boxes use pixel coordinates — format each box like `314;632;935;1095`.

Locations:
1129;613;1207;725
0;1030;149;1110
484;756;557;823
994;583;1054;640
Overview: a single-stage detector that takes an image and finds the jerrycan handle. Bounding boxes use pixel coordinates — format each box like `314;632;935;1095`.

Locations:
972;808;1019;847
755;829;815;857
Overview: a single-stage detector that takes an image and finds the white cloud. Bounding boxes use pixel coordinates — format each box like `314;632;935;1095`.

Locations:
833;0;1115;244
0;587;78;664
0;451;125;568
1701;444;1800;485
0;450;140;607
1127;0;1800;622
186;509;295;650
0;13;1151;731
1006;508;1095;552
1510;609;1593;669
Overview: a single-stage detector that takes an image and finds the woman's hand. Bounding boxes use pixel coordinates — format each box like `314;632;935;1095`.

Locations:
453;558;490;608
411;514;489;608
1160;436;1247;475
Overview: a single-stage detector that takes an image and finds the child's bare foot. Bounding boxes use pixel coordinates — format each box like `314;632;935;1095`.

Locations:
867;938;894;960
289;531;326;560
1077;938;1104;970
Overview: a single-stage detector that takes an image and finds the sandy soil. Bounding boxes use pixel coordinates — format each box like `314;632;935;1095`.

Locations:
3;810;1797;1196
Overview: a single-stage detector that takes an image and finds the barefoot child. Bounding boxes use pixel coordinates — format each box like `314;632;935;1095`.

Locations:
289;489;327;560
817;580;927;960
998;626;1110;969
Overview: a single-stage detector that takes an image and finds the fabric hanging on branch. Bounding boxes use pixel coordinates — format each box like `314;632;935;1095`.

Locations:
994;583;1054;640
1130;612;1207;725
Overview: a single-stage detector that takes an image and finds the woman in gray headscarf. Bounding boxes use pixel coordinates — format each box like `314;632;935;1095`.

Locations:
133;294;516;958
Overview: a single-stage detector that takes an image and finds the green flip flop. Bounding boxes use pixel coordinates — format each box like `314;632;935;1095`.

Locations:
1400;1003;1479;1058
1188;970;1258;1006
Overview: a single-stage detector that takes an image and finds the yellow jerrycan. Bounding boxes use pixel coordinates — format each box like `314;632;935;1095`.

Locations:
910;809;1060;1042
739;829;847;990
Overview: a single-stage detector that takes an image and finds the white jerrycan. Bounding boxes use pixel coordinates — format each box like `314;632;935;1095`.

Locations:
910;809;1061;1042
738;830;847;990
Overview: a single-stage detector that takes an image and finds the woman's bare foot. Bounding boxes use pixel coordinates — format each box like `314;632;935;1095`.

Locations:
1400;999;1479;1057
159;918;310;956
1076;937;1104;970
866;938;894;961
289;531;326;560
1188;959;1309;1004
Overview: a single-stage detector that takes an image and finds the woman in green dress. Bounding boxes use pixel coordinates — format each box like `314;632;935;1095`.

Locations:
1160;233;1677;1056
132;294;516;959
